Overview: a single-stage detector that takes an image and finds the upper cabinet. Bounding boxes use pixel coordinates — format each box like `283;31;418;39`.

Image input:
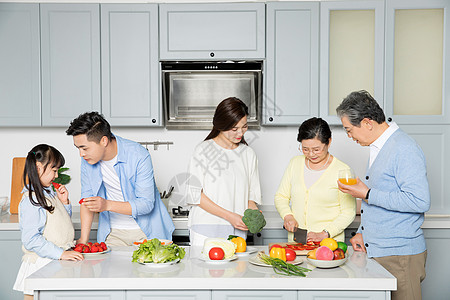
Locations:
0;4;41;126
264;2;319;125
319;0;385;124
384;0;450;124
40;4;101;127
159;3;265;60
101;4;161;127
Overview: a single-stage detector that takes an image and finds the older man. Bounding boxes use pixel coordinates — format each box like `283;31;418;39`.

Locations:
336;90;430;300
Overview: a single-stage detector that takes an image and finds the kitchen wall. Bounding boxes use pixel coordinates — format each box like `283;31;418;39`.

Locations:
0;0;370;207
0;126;368;207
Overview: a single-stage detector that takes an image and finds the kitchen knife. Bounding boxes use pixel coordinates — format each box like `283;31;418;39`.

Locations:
283;226;307;244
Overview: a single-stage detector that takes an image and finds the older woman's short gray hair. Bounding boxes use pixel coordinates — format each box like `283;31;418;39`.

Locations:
336;90;385;126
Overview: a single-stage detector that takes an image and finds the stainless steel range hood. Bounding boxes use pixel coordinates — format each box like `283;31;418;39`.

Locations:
162;61;262;130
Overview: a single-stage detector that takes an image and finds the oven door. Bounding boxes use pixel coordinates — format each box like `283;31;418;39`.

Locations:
163;70;261;129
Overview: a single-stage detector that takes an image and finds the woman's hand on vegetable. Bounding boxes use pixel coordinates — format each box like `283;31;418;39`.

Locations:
283;214;298;232
55;184;69;205
60;250;84;261
82;196;109;212
307;231;328;243
227;212;248;231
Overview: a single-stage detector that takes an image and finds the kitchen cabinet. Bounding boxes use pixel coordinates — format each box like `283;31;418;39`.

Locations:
252;228;287;245
101;4;162;127
264;2;319;126
401;125;450;215
0;230;23;300
40;4;101;127
159;3;265;60
384;0;450;124
300;291;388;300
0;3;40;127
213;290;296;300
319;0;385;125
127;291;210;300
422;228;450;300
39;291;125;300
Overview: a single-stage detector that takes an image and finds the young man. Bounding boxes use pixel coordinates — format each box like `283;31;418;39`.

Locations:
336;90;430;300
66;112;174;246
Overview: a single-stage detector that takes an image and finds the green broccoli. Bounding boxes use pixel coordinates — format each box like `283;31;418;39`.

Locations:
242;209;266;234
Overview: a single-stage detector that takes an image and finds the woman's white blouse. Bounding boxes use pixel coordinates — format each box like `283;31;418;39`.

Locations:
186;140;261;232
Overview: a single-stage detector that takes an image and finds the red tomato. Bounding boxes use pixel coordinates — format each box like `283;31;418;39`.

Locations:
285;248;296;261
100;242;107;251
209;247;225;260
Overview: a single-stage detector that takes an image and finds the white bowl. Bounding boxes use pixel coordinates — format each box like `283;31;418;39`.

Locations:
306;253;348;268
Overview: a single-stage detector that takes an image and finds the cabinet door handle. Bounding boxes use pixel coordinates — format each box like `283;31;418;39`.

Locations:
210;52;215;57
269;117;273;122
152;119;156;124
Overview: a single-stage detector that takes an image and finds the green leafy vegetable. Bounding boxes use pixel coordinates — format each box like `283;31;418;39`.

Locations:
257;251;311;277
242;209;266;234
52;167;71;191
132;238;185;264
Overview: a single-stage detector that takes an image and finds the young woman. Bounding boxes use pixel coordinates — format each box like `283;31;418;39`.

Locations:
275;117;356;243
13;144;83;299
186;97;262;247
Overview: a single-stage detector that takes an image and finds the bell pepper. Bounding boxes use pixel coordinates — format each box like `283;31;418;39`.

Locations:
231;236;247;253
269;246;286;261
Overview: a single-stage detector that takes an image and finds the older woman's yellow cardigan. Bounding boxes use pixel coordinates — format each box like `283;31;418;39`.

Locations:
275;155;356;242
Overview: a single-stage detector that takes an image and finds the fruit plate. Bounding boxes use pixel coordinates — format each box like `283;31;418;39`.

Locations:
235;246;258;256
248;255;303;267
198;254;238;264
306;254;348;268
82;248;111;257
137;258;180;268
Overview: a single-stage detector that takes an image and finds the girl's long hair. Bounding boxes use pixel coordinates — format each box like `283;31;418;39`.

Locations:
23;144;65;213
205;97;249;145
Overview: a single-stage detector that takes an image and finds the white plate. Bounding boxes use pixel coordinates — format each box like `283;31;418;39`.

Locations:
137;258;180;267
82;248;111;257
198;254;238;264
235;246;258;256
306;254;348;268
248;255;303;267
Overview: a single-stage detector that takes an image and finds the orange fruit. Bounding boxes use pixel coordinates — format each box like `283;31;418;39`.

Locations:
307;248;317;259
320;238;338;251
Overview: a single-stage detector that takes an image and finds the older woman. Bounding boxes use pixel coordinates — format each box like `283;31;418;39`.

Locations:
275;117;355;243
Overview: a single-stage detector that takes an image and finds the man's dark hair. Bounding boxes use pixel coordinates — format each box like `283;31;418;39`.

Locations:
66;112;113;143
336;90;385;126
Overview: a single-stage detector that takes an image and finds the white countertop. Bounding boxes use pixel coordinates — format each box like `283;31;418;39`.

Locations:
2;206;450;231
25;246;396;292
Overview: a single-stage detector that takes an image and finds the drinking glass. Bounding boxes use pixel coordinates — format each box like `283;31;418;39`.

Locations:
338;169;357;185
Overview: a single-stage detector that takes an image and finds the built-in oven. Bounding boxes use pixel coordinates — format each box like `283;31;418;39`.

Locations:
162;61;262;129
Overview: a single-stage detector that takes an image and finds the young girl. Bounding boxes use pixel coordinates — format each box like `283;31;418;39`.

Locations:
13;144;83;299
185;97;262;247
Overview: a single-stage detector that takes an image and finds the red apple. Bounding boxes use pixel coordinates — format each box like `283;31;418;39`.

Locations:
333;248;345;260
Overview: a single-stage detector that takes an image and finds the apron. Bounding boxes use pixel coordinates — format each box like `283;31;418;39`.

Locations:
21;192;75;263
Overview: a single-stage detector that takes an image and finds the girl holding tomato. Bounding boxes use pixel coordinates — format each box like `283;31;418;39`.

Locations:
274;117;356;243
185;97;262;247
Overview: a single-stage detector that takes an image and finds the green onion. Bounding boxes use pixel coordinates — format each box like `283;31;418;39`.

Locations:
257;251;311;277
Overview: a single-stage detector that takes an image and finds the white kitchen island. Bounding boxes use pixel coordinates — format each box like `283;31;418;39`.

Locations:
26;246;396;300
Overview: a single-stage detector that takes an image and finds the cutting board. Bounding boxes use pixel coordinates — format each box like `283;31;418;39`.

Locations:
10;157;26;214
268;242;319;256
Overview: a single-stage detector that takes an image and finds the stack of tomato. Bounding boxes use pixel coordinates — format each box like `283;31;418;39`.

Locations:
74;242;108;253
